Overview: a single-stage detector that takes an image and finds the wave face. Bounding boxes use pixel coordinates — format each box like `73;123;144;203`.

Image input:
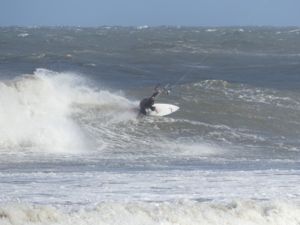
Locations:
0;69;227;162
1;200;300;225
2;70;299;160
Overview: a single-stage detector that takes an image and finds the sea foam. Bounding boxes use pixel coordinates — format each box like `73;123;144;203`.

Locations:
0;200;299;225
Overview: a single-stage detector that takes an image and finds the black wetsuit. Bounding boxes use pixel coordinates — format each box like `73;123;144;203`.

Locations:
139;91;159;115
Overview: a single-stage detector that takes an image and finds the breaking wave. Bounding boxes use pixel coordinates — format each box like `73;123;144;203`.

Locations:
0;200;299;225
0;69;135;153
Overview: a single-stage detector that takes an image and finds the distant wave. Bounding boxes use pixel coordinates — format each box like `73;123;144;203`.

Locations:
181;79;300;109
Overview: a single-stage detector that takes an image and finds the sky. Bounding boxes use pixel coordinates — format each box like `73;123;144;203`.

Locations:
1;0;300;27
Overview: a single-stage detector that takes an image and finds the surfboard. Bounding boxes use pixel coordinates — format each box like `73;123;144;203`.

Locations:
146;103;179;116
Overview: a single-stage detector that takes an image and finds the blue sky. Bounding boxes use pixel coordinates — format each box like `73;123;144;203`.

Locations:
1;0;300;26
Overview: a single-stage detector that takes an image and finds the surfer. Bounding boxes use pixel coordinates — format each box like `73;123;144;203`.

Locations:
139;88;161;115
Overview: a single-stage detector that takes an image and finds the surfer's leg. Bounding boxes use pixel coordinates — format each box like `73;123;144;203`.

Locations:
140;108;147;115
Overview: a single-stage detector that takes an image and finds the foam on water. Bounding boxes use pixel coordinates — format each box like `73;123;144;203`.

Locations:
1;169;299;205
17;33;29;38
158;142;223;157
0;200;300;225
193;80;300;109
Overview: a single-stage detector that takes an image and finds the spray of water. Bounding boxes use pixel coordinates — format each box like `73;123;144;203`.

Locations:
0;69;136;153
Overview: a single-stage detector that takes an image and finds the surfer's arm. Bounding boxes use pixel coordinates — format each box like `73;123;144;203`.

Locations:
150;90;160;98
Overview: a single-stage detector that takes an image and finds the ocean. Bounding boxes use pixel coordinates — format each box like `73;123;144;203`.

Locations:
0;26;300;224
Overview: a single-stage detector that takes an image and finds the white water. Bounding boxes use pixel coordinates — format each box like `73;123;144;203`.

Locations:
1;200;300;225
1;169;300;204
0;69;135;154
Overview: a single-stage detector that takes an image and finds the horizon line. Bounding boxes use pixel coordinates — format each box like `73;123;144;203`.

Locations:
1;25;300;28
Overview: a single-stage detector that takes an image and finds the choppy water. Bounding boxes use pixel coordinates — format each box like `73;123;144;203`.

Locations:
0;26;300;225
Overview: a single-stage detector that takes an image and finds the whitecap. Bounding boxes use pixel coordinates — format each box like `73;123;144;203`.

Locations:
17;33;29;37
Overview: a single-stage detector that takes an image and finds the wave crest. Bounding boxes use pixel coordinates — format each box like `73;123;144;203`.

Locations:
0;69;135;153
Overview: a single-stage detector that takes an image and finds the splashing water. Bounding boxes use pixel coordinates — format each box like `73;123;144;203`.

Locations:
0;69;136;154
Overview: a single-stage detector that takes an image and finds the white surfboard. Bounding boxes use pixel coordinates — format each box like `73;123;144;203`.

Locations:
146;103;179;116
